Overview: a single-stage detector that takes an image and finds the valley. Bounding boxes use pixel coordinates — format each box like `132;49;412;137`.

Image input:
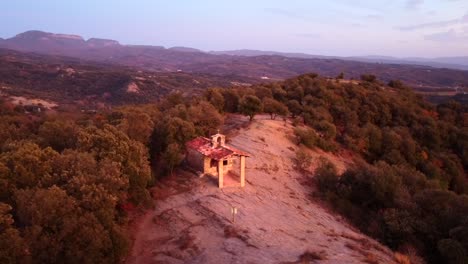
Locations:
1;30;468;95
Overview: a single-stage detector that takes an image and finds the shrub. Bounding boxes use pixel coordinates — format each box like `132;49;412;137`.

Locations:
315;158;339;191
360;74;377;83
295;148;312;171
312;120;337;140
294;127;318;149
388;80;404;89
316;138;338;152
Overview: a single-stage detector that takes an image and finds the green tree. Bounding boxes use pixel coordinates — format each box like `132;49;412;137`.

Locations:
0;141;58;189
15;186;115;263
204;88;225;112
150;116;196;177
254;86;273;100
77;125;151;205
117;110;155;144
0;203;27;264
162;143;184;175
38;120;79;152
239;95;262;121
188;101;223;135
263;98;289;120
125;141;152;204
287;100;303;118
221;89;240;113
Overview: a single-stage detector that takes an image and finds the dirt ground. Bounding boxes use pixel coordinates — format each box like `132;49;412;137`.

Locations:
9;96;58;109
126;115;397;264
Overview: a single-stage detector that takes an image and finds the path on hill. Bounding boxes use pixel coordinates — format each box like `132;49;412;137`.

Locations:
127;115;397;264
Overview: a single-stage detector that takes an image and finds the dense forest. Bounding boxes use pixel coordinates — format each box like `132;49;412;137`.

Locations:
0;72;467;263
261;74;467;264
0;89;226;263
237;73;467;264
0;100;157;263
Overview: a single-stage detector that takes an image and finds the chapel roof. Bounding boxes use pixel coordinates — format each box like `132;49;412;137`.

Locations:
186;136;250;160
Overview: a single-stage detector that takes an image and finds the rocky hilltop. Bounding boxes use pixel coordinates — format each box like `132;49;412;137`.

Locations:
127;115;398;264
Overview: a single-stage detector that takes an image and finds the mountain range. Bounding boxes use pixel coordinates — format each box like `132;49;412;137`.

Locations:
211;50;468;71
1;30;468;90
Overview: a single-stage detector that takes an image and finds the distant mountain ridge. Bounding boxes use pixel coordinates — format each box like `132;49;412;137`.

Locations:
168;46;203;53
0;30;199;55
348;55;468;71
2;30;467;70
1;30;468;90
213;50;468;71
210;49;330;59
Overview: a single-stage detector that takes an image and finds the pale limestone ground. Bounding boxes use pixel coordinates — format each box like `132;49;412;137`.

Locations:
9;96;58;109
127;115;397;264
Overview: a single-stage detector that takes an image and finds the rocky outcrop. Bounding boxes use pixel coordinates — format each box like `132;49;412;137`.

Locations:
13;30;84;41
87;38;120;48
0;30;85;52
126;82;140;93
169;46;202;53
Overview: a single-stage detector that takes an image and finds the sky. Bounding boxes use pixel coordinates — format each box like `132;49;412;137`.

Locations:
1;0;467;57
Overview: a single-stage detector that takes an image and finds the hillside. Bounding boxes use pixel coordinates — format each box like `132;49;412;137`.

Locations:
146;72;466;263
0;49;255;106
1;69;466;263
127;115;398;264
2;31;468;90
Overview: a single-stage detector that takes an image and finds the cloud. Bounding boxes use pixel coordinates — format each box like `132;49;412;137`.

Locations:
463;13;468;22
399;19;459;30
406;0;424;10
424;29;468;42
330;0;390;13
264;8;303;19
397;12;468;31
365;14;382;20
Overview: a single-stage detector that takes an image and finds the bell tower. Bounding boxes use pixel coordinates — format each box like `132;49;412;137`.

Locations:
211;131;225;148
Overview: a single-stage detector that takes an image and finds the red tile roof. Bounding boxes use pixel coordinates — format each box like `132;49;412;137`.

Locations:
186;136;250;160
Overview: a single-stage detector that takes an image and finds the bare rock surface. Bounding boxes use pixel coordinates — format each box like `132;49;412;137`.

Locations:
127;115;397;264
